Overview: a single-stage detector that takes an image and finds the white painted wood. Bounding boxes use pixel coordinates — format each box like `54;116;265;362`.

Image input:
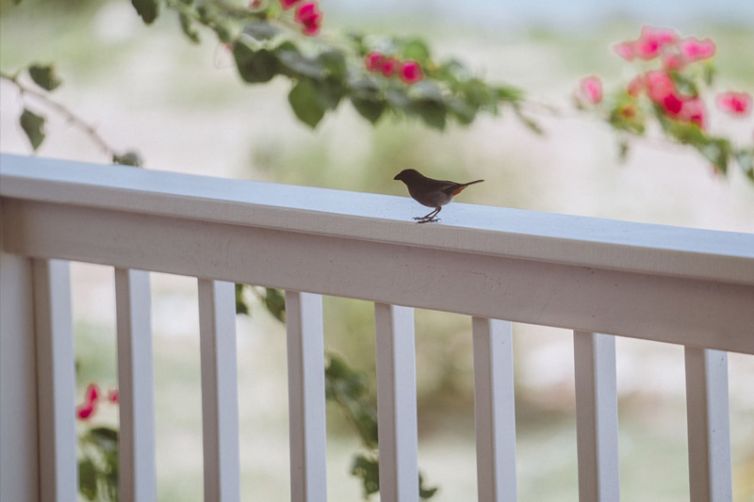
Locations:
375;303;419;502
0;224;39;501
472;318;516;502
32;259;77;502
6;199;753;354
115;268;156;502
573;331;620;502
2;153;753;286
198;280;241;502
684;347;732;502
285;291;327;502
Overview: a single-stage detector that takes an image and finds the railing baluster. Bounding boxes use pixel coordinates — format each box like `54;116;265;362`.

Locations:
115;268;156;502
684;347;732;502
285;291;327;502
375;303;419;502
0;251;38;500
472;318;517;502
573;331;620;502
198;279;241;502
33;259;77;502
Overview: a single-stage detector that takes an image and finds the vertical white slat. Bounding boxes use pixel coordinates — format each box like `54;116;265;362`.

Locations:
198;279;241;502
285;290;327;502
573;331;620;502
472;318;517;502
115;268;156;502
684;347;732;502
374;303;419;502
0;249;39;500
33;259;77;502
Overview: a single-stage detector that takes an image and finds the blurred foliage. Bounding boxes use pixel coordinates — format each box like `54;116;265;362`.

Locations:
79;426;119;502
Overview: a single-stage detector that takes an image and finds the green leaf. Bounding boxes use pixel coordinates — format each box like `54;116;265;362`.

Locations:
113;150;143;167
19;108;45;150
413;100;446;130
78;458;98;500
401;38;431;63
419;472;439;499
317;49;347;79
699;138;730;175
351;96;386;124
288;79;327;128
263;288;285;322
233;43;279;83
734;148;753;179
446;98;476;125
276;43;326;80
669;71;698;97
702;63;716;86
350;454;380;497
28;64;62;91
131;0;159;24
235;283;250;315
179;12;200;44
243;20;281;41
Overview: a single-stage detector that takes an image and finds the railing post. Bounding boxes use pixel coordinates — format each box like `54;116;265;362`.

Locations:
375;303;419;502
573;331;620;502
285;291;327;502
472;318;517;502
684;347;732;502
0;245;39;500
115;268;156;502
198;279;241;502
33;259;77;502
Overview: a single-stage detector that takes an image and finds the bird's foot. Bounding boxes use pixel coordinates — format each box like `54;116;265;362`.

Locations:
416;217;440;224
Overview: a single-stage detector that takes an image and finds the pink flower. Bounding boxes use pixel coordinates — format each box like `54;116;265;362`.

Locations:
579;75;603;104
107;389;120;404
680;98;707;128
716;91;752;116
627;75;644;97
301;15;322;36
294;2;317;22
644;70;675;102
663;53;685;71
365;52;384;72
680;37;715;61
380;57;398;77
76;401;96;421
279;0;300;9
634;26;679;60
84;383;100;405
295;2;322;35
641;26;678;45
613;41;635;61
399;60;423;84
662;93;684;116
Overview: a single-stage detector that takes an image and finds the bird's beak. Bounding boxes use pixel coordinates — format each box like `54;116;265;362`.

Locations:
393;174;400;180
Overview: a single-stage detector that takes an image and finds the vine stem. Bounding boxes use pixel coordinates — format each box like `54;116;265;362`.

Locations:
0;70;118;158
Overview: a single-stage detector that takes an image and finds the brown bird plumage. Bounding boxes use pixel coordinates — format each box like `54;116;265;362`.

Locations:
393;169;484;223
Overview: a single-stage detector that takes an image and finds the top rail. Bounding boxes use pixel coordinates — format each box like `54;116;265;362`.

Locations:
2;154;753;286
2;154;754;354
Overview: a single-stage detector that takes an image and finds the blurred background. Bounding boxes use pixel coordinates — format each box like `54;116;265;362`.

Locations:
1;0;753;500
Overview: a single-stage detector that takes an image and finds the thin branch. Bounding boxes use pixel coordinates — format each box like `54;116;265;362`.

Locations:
0;70;118;158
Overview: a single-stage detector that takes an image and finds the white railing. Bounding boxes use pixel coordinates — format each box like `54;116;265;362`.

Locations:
1;153;752;502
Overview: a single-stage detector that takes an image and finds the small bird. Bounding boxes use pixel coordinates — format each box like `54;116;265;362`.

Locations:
393;169;484;223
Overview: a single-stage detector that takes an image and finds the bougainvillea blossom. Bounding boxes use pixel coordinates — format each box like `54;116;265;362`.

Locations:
716;91;751;116
579;76;603;104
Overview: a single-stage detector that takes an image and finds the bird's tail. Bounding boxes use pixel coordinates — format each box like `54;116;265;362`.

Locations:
462;179;484;187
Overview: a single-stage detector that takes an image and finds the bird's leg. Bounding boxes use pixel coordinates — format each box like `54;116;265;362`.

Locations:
415;207;441;223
